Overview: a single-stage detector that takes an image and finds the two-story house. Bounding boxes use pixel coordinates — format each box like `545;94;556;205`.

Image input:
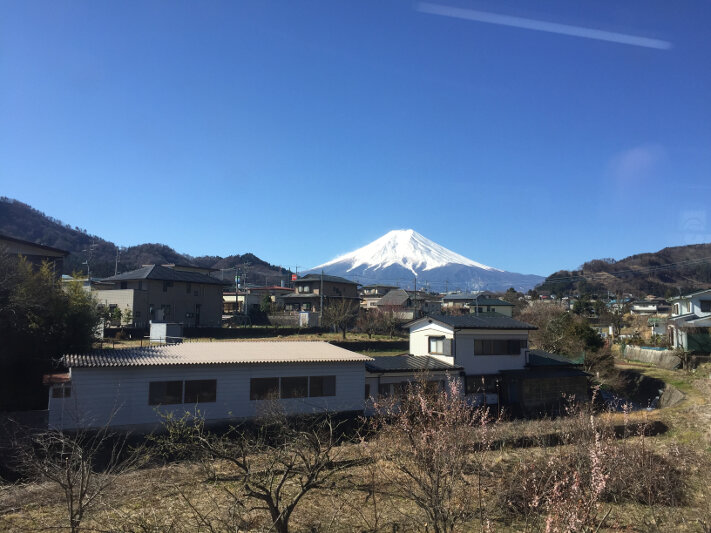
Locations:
400;314;588;414
0;233;68;277
467;297;514;317
374;288;442;320
668;289;711;352
95;264;224;327
281;274;359;313
360;284;399;309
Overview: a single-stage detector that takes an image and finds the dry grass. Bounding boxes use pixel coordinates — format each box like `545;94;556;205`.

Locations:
3;364;711;532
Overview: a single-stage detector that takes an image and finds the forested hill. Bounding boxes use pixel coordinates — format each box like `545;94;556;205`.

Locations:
538;243;711;298
0;197;290;283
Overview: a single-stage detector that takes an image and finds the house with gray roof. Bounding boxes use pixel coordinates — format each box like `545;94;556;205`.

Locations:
95;264;224;328
0;233;69;277
48;341;373;431
281;273;360;316
404;314;588;413
668;288;711;352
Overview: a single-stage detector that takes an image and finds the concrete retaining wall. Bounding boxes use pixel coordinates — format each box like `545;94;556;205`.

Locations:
623;346;680;370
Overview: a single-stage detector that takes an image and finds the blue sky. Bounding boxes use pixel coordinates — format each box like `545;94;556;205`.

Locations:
2;1;710;276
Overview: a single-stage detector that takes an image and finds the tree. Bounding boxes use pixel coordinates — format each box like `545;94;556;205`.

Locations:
356;309;382;339
0;253;101;410
259;293;273;314
519;302;603;357
321;297;359;339
370;378;492;533
158;409;357;533
14;423;142;533
379;305;405;338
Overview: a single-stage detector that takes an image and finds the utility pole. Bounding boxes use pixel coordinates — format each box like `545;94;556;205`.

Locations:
319;269;324;321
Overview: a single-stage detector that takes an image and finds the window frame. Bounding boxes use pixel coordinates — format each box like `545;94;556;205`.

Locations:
184;379;217;404
428;336;445;354
250;377;280;401
148;380;184;405
309;375;336;397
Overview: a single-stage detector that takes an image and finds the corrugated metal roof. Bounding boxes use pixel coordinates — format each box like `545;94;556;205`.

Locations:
63;341;373;368
366;355;461;373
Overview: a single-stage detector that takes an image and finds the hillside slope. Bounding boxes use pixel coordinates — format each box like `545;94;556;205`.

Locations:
538;243;711;297
0;197;288;283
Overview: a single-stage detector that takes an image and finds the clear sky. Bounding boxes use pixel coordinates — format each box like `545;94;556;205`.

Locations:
2;1;710;276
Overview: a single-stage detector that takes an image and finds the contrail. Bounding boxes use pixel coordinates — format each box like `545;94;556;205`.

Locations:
417;2;672;50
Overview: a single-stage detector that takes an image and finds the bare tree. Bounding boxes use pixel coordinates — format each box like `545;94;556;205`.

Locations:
321;297;359;339
356;309;383;339
14;424;143;533
378;305;405;338
158;409;360;533
370;377;491;533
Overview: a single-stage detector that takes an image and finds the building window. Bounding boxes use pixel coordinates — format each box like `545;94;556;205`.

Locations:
160;304;172;320
474;339;526;355
186;282;192;294
184;380;217;403
138;281;143;290
298;285;310;294
250;378;279;400
700;300;711;313
365;384;371;399
465;375;499;394
674;303;679;315
163;281;173;292
149;381;183;405
281;377;308;399
52;385;71;399
302;303;312;311
309;376;336;397
120;281;127;289
428;336;445;354
378;383;392;398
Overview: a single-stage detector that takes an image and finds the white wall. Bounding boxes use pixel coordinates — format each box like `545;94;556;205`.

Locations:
49;362;366;431
453;331;527;374
409;322;454;362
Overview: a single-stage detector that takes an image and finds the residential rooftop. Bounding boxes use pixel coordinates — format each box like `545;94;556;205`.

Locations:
410;314;536;330
365;355;462;373
63;341;374;368
296;273;359;285
101;264;225;285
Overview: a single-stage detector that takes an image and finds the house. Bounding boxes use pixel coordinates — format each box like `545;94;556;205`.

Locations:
95;264;224;328
373;288;442;320
668;289;711;352
405;314;588;413
630;299;669;315
467;297;514;317
442;292;489;310
360;284;399;309
47;341;373;431
281;274;360;313
364;355;462;410
0;233;68;277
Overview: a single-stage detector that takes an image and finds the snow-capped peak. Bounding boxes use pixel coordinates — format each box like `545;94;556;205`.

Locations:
312;229;502;275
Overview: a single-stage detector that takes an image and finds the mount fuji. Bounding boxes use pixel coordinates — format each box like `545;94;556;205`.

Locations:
305;230;544;292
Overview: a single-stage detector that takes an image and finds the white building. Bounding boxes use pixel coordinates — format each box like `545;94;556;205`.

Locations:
48;342;372;431
406;314;534;406
668;289;711;351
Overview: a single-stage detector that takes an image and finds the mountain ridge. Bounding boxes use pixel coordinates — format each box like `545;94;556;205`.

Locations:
0;197;289;284
306;229;543;292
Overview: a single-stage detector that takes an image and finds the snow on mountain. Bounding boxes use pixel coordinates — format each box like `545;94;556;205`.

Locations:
307;230;544;292
314;229;502;275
